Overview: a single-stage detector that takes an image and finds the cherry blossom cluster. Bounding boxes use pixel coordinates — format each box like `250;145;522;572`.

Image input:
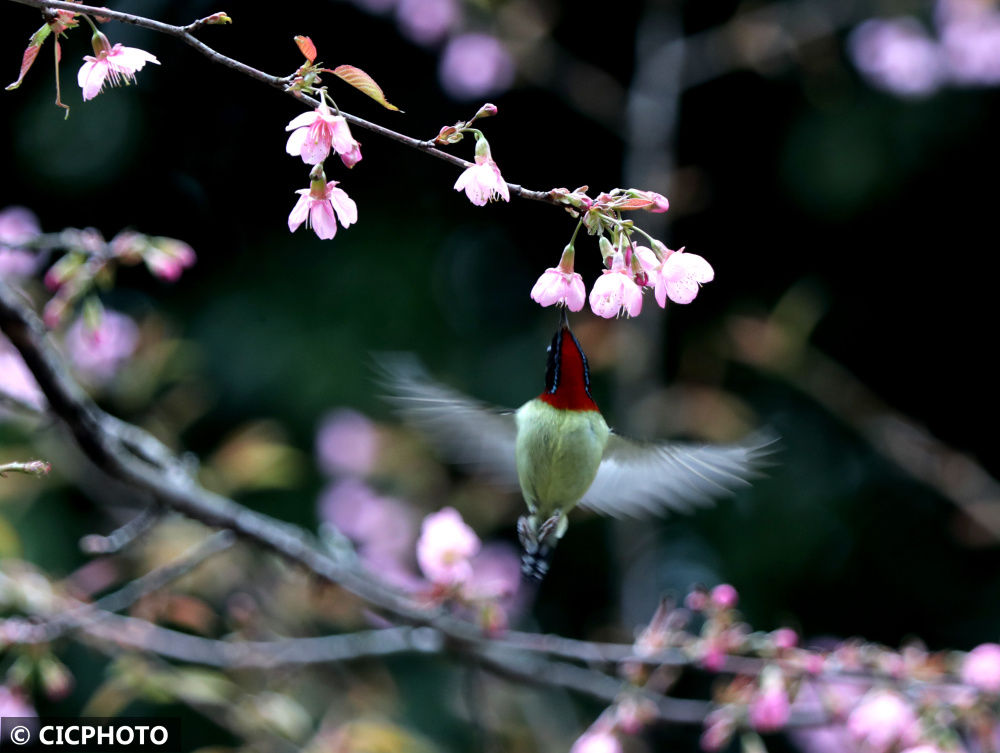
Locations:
283;38;362;241
531;187;714;319
566;582;1000;753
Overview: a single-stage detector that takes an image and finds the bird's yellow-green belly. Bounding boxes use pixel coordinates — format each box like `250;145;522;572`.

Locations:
514;400;610;518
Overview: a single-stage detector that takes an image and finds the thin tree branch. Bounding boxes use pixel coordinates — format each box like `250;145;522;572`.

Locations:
6;0;554;205
79;505;163;554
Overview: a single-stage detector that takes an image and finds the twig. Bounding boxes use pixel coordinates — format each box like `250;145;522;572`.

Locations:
22;529;236;643
79;505;164;554
6;0;554;205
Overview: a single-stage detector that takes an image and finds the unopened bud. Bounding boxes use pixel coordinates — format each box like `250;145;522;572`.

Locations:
206;12;233;25
474;103;498;119
598;236;614;262
90;29;112;57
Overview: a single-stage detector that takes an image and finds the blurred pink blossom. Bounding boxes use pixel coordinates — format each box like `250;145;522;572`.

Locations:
0;685;35;717
0;206;40;246
0;249;37;279
589;252;642;319
637;245;714;306
416;507;480;586
846;689;920;752
940;14;1000;85
78;33;159;101
319;478;416;558
286;103;363;168
439;33;515;100
0;336;46;411
748;668;790;732
396;0;458;45
901;746;948;753
454;154;510;206
65;310;139;383
464;543;521;601
848;18;944;97
316;409;380;476
773;628;798;650
570;728;621;753
962;642;1000;692
288;181;358;240
710;583;738;609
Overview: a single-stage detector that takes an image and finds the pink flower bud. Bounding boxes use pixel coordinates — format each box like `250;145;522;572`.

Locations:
710;583;738;609
772;628;798;650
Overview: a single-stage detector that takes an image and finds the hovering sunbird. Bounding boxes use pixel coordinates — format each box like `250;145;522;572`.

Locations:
380;310;774;581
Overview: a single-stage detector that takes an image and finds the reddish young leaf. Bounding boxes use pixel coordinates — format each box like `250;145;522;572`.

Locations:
6;24;52;91
295;35;317;63
332;64;401;111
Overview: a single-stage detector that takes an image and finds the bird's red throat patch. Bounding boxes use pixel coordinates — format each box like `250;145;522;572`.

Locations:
539;326;599;412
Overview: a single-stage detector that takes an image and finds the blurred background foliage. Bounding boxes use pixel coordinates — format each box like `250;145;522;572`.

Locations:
2;0;999;750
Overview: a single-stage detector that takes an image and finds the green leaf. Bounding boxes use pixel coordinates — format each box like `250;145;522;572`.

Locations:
332;64;401;111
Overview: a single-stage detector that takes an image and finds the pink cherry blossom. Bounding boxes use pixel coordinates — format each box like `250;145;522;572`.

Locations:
569;728;621;753
454;154;510;206
589;252;643;318
316;409;380;476
65;310;140;383
531;268;585;311
961;642;1000;692
846;689;920;753
288;180;358;240
637;245;714;306
416;507;481;586
285;103;363;168
77;34;159;101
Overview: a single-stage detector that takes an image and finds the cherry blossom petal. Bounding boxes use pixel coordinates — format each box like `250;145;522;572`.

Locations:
287;192;311;233
77;59;107;101
299;122;332;164
285;127;310;157
310;201;339;240
328;184;358;227
666;251;714;283
285;111;318;131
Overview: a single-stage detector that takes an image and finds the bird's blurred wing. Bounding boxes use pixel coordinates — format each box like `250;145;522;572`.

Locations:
578;431;778;518
375;354;520;487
